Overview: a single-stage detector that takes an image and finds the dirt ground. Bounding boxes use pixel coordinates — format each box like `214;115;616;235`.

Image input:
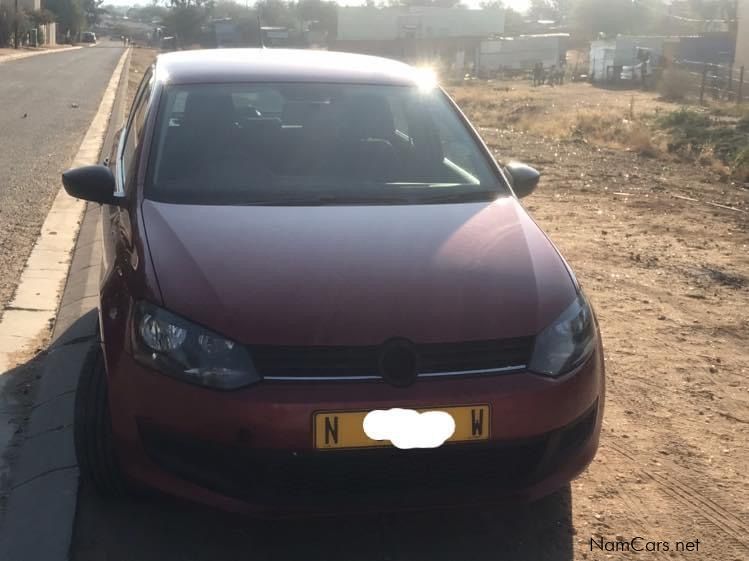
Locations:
448;80;749;560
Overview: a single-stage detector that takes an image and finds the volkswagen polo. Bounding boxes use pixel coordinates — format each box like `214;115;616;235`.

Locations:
63;49;605;515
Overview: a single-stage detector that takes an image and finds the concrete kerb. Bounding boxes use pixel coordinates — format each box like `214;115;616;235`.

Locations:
0;47;130;561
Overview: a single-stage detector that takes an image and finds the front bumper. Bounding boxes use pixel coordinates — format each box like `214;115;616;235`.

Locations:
104;343;605;516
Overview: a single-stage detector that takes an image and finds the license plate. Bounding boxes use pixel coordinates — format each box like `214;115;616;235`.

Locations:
313;405;490;450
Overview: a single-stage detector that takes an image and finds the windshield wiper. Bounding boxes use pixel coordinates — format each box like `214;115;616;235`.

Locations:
242;195;408;206
413;190;502;204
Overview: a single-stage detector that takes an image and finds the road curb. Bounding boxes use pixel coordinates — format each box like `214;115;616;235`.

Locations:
0;48;130;561
0;46;83;65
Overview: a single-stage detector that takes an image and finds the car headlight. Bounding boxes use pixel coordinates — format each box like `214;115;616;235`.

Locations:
529;294;597;377
132;301;260;390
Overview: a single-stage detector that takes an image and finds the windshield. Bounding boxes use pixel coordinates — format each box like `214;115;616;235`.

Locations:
145;82;506;205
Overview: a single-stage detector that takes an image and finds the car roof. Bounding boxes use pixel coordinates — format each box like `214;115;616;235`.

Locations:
155;49;428;87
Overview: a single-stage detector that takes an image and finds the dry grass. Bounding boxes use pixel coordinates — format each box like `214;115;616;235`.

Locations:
447;80;749;178
126;47;158;107
448;81;667;156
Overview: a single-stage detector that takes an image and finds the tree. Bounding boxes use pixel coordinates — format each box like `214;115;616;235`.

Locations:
296;0;336;36
256;0;296;27
83;0;105;26
573;0;655;38
0;6;11;47
168;0;206;7
46;0;84;39
164;4;206;46
687;0;738;34
528;0;575;22
28;8;56;26
11;9;31;47
503;6;527;34
390;0;464;7
127;4;169;24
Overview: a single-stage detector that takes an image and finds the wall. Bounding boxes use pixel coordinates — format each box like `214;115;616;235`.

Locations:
21;0;40;11
479;35;567;72
42;22;56;46
334;36;483;65
0;0;39;9
614;36;668;66
337;7;504;41
737;0;749;68
678;34;735;64
589;41;616;82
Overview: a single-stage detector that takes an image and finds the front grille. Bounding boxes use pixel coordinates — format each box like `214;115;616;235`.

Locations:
140;428;549;507
250;337;533;380
138;401;598;509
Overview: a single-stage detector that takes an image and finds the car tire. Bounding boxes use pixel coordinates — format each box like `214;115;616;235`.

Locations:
74;344;128;497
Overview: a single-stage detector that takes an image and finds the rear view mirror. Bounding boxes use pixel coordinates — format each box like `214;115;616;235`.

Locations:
62;165;123;206
505;162;541;198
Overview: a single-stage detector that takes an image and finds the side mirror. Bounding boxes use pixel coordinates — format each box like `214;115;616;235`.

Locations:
62;165;123;206
505;162;540;198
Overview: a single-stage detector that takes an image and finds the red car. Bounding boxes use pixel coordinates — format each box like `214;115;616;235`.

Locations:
63;49;604;516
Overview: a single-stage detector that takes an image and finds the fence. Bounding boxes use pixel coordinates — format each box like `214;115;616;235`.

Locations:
667;60;745;105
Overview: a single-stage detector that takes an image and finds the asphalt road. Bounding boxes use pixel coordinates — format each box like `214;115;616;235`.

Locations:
0;43;124;312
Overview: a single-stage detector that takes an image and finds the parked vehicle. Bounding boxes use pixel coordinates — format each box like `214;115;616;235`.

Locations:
81;31;97;44
62;49;605;516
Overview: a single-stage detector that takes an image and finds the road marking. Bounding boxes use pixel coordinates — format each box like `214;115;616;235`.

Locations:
0;48;130;374
0;45;82;65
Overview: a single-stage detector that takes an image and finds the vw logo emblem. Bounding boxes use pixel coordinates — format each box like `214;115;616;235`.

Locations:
379;339;418;388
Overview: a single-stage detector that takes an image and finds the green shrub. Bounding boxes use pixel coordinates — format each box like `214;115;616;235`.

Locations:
734;147;749;181
658;109;749;179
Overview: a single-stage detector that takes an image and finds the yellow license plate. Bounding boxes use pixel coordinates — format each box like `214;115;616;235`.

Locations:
313;405;490;450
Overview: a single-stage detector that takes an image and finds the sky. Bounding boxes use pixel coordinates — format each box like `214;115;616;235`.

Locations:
105;0;532;11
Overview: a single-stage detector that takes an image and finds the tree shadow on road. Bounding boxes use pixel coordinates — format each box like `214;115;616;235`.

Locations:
73;481;573;561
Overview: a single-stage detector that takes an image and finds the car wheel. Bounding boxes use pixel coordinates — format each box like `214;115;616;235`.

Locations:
74;344;128;497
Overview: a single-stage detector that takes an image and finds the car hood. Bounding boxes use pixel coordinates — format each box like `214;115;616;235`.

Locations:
141;197;577;346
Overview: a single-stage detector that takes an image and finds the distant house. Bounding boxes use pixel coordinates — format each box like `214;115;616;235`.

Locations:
589;36;671;83
333;6;504;68
737;0;749;68
213;19;244;48
589;33;735;83
589;41;616;82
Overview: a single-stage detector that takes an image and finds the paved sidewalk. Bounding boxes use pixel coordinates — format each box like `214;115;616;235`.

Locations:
0;205;101;561
0;46;82;64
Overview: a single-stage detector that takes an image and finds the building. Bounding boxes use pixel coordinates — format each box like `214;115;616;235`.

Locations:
589;41;616;82
737;0;749;68
589;36;672;83
333;6;504;67
589;33;735;84
478;34;568;75
213;19;244;48
677;33;735;64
